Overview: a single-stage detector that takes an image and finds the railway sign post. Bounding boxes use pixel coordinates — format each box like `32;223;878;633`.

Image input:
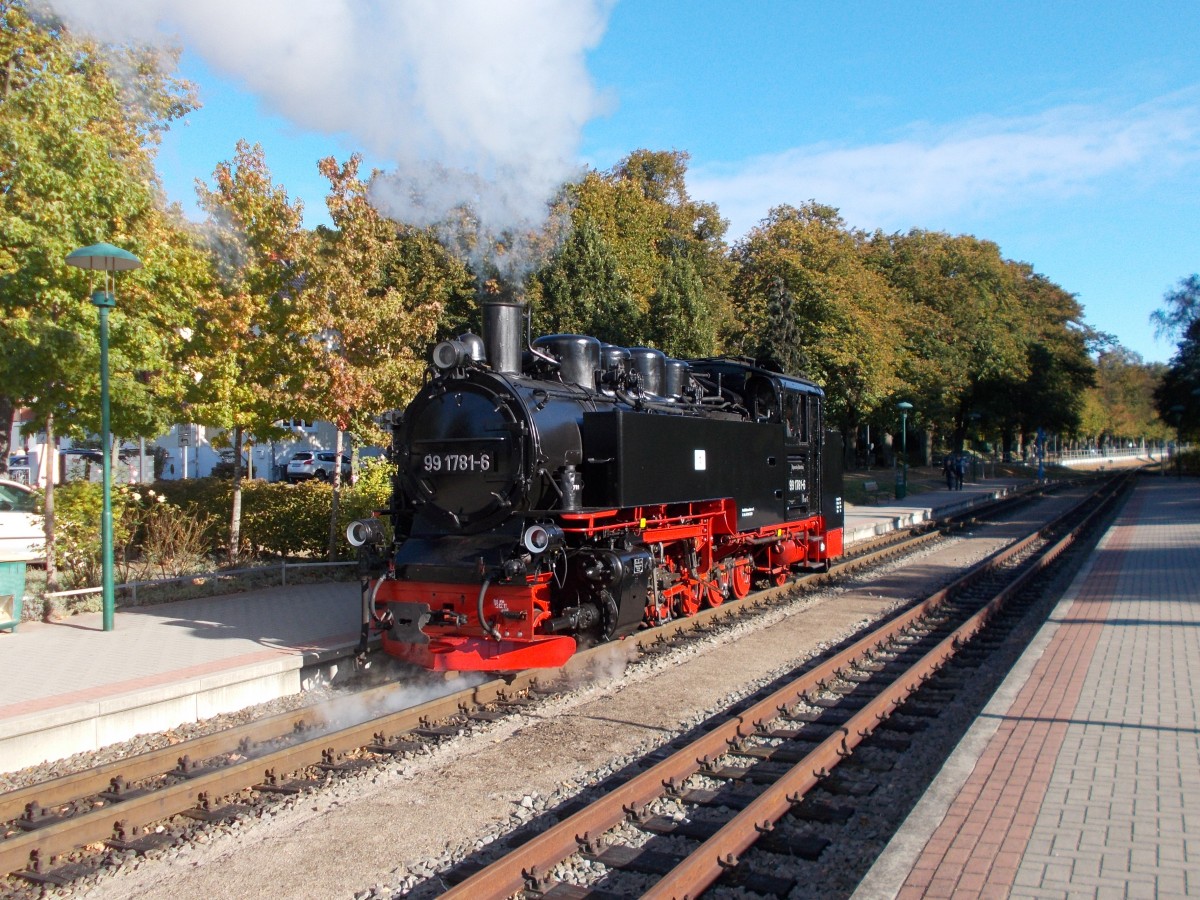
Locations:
66;243;143;632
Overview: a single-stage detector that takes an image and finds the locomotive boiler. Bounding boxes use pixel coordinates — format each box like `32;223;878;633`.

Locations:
352;299;844;671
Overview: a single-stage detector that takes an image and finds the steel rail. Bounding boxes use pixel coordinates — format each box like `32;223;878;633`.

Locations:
441;476;1125;899
644;476;1125;897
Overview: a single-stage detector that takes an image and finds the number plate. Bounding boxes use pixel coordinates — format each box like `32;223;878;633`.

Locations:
421;451;493;473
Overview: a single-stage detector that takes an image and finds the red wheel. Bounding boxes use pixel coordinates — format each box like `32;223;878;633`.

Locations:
772;569;789;587
730;561;752;599
702;579;725;608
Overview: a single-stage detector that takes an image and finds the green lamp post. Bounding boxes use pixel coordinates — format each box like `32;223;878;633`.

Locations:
896;401;914;500
66;243;143;632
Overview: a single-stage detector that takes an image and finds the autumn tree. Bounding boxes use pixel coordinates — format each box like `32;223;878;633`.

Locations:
864;230;1030;453
306;154;463;558
732;203;904;449
1079;349;1170;445
192;141;308;563
968;267;1096;454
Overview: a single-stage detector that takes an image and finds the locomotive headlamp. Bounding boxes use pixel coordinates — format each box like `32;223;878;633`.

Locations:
432;339;470;371
522;522;565;555
346;518;386;547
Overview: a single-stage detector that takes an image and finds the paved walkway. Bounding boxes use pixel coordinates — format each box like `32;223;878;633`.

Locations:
857;475;1200;898
0;476;1027;773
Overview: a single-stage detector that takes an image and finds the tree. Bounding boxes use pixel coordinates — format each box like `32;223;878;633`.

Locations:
969;267;1096;454
531;152;732;354
534;214;639;342
1151;274;1200;341
733;204;904;448
192;141;308;563
307;154;459;557
1152;275;1200;440
1081;348;1169;444
646;247;714;358
865;230;1030;452
0;1;200;591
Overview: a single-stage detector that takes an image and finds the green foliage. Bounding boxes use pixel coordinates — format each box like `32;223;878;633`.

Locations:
147;459;395;560
0;1;204;441
534;215;641;342
531;152;731;354
733;204;903;433
51;482;177;588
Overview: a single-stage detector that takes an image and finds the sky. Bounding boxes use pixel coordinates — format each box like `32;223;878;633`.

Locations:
48;0;1200;363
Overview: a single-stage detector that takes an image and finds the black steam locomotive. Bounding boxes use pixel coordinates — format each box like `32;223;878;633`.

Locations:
352;299;843;671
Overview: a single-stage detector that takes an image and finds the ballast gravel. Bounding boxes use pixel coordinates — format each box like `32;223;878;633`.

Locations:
24;502;1067;900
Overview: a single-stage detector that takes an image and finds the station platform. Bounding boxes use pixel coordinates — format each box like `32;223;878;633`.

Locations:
0;477;1027;775
856;475;1200;898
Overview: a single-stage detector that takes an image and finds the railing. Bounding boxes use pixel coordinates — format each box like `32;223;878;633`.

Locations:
1047;445;1184;467
44;559;356;607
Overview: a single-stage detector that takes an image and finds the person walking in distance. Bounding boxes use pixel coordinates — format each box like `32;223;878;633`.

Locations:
954;452;966;490
944;453;956;490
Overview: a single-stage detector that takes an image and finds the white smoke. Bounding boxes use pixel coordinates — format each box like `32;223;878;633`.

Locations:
44;0;613;277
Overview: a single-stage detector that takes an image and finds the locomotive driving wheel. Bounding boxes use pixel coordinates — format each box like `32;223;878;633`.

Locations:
729;559;752;599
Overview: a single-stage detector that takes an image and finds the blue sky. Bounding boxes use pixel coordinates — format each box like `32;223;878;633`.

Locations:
59;0;1200;363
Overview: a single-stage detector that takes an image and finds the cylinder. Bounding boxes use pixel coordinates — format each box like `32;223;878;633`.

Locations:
628;347;666;396
533;335;602;390
482;299;525;375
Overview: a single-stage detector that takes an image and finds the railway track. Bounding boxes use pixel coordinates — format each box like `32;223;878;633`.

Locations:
0;479;1059;890
433;473;1129;899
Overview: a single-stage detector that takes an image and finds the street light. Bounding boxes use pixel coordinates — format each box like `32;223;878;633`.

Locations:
896;401;914;500
66;242;143;632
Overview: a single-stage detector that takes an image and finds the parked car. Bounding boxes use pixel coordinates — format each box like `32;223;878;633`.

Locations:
0;478;44;558
285;451;352;483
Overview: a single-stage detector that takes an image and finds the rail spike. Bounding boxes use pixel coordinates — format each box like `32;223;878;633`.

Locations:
717;852;740;869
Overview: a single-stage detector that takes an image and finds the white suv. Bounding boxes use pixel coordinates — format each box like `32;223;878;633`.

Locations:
285;451;352;483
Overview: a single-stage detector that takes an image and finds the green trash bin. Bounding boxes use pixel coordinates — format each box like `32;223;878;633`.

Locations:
0;560;27;632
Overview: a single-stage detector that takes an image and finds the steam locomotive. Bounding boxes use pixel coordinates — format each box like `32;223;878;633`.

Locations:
351;299;844;672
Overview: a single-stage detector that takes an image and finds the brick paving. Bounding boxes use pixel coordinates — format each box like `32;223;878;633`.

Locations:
866;477;1200;898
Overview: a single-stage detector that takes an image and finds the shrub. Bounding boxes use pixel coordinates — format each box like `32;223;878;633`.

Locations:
49;459;398;584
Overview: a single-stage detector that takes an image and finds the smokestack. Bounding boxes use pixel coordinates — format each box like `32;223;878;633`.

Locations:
482;297;525;375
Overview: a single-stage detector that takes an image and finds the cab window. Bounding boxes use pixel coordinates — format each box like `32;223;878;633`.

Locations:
783;392;809;444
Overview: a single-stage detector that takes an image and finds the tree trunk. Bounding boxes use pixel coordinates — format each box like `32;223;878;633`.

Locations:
43;413;59;616
327;427;344;561
229;425;243;565
0;395;12;476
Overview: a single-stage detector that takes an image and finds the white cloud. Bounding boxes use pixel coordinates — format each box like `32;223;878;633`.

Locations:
690;93;1200;240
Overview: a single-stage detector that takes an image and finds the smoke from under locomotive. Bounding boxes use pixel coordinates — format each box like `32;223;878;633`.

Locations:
352;297;844;672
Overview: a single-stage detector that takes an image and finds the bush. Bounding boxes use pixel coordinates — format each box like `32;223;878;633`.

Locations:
52;482;191;589
48;459;397;587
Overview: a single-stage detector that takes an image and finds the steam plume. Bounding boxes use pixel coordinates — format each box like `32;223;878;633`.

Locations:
44;0;613;275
